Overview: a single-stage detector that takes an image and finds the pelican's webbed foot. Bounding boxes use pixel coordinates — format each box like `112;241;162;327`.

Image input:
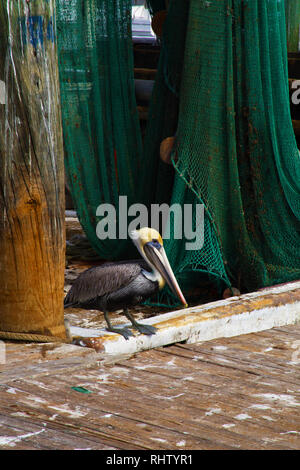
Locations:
104;311;133;341
133;323;157;336
124;310;157;336
106;326;134;341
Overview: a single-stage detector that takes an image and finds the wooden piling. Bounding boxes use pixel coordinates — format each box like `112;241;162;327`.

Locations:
0;1;66;340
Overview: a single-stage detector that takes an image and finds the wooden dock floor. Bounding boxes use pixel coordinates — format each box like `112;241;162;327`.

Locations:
0;324;299;450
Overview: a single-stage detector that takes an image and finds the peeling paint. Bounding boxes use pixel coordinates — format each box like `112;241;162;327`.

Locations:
176;440;186;447
47;404;87;418
261;416;275;421
150;437;168;443
234;413;252;420
11;411;30;418
155;393;185;400
205;407;222;416
280;431;300;435
0;429;45;447
166;358;177;367
49;414;58;421
222;423;236;429
253;393;300;407
24;396;48;406
249;404;272;410
192;355;204;361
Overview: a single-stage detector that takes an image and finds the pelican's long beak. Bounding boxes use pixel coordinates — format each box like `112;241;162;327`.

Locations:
143;241;188;307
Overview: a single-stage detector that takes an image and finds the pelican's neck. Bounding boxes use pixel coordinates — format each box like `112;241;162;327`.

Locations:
142;267;165;290
132;236;165;289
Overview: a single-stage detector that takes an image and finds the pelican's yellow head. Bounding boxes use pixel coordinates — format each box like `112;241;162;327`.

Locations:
130;227;187;307
131;227;163;251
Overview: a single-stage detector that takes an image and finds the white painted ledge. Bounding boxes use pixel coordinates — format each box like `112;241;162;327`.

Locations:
70;280;300;357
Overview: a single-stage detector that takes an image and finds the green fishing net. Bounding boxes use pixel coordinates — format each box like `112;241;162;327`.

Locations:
169;0;300;295
285;0;300;52
56;0;300;305
56;0;143;260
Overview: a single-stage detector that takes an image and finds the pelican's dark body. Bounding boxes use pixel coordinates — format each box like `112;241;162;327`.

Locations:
64;260;158;313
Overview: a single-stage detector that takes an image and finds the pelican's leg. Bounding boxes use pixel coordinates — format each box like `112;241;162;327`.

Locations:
103;310;133;340
123;309;157;336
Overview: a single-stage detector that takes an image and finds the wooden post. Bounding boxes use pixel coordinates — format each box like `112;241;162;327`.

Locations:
0;1;66;340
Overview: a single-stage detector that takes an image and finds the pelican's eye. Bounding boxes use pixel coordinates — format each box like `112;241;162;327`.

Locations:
151;239;162;250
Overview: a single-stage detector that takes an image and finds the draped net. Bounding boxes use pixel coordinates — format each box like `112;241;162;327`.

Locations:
56;0;300;305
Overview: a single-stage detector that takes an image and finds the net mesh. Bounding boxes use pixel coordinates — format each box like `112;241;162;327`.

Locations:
56;0;143;260
56;0;300;306
170;0;300;293
285;0;300;52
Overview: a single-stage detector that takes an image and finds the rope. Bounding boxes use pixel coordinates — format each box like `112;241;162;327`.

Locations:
0;330;71;343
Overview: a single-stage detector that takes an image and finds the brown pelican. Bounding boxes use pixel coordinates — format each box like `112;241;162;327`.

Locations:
64;227;187;339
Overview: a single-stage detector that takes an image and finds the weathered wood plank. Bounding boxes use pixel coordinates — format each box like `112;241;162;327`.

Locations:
0;345;100;384
133;347;300;395
69;281;300;358
175;343;300;383
0;377;283;450
2;349;299;448
0;413;120;450
0;326;299;449
262;326;300;339
0;383;230;450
